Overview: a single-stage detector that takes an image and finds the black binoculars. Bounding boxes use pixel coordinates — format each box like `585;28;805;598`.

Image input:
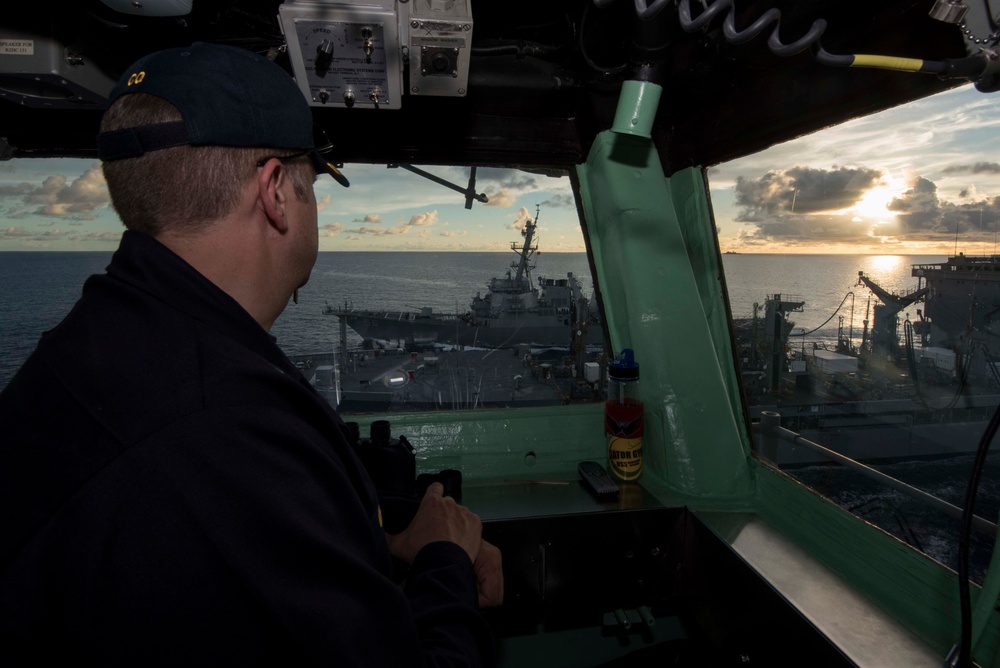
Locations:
345;420;463;533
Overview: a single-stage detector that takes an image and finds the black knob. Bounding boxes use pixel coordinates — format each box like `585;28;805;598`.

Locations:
370;420;391;445
430;52;450;73
315;39;334;74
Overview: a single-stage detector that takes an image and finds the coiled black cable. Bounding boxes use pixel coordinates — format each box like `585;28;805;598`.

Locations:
593;0;987;79
676;0;947;70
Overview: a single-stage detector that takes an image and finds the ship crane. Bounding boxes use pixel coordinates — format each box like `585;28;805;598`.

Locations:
857;271;929;360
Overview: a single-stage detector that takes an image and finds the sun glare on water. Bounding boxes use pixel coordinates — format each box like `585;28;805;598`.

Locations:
868;254;903;272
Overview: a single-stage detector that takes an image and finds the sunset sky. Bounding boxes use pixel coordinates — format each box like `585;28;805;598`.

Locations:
711;82;1000;254
1;81;997;254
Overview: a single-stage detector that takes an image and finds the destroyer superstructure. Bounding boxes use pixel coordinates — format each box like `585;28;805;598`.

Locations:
325;207;603;348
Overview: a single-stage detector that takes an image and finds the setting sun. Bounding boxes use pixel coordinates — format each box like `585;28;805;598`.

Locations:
847;177;908;223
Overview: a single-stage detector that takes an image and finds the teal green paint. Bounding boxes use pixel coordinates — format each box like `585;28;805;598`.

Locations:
575;96;752;500
611;80;662;138
350;403;608;479
666;168;751;454
972;507;1000;662
753;460;1000;660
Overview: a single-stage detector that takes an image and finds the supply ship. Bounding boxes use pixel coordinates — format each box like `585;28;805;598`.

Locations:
912;254;1000;364
324;207;603;348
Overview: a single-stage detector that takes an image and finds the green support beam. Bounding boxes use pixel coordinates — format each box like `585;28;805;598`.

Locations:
576;80;753;501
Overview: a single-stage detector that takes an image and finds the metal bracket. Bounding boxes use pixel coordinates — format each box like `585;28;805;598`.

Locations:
387;163;489;209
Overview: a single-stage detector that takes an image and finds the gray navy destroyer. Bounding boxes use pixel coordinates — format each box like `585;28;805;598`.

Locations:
325;207;603;349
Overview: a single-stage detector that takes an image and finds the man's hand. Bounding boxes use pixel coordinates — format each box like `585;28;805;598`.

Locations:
387;482;482;565
474;540;503;609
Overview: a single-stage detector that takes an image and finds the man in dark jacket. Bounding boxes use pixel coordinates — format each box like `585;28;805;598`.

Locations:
0;42;501;666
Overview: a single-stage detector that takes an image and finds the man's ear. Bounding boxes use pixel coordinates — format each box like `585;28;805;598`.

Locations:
257;158;290;233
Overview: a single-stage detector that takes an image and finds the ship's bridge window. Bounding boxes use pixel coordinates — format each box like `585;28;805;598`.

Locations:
708;82;1000;585
266;164;611;416
1;161;609;417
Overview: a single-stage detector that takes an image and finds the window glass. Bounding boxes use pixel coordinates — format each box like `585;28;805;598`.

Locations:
274;165;609;413
0;160;608;414
709;83;1000;583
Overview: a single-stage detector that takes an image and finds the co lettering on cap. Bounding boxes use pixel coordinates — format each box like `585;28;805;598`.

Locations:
127;71;146;86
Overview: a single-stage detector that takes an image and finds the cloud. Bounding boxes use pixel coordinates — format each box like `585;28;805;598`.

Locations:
407;210;438;226
476;167;574;208
475;168;538;191
499;173;537;190
726;165;910;245
539;193;575;209
733;171;793;221
320;222;344;236
344;225;410;236
734;166;883;222
726;166;896;245
484;188;517;207
33;229;64;239
29;165;108;219
317;194;332;213
729;166;1000;247
0;226;35;238
888;176;1000;240
506;206;534;231
341;209;438;237
0;182;34;197
353;213;382;223
943;162;1000;175
439;230;468;237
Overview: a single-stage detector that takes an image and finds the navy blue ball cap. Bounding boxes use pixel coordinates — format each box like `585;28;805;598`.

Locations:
96;42;349;187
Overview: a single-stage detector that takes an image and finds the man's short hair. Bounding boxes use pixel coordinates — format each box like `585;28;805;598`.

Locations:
96;42;348;236
100;93;313;236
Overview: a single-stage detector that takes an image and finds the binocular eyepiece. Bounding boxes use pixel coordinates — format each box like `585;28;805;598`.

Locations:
346;419;463;507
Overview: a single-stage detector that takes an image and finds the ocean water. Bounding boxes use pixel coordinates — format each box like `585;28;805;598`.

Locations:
1;249;993;580
0;252;114;388
1;250;940;386
722;253;947;347
0;250;596;386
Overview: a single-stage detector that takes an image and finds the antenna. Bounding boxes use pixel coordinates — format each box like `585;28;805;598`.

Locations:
989;207;995;258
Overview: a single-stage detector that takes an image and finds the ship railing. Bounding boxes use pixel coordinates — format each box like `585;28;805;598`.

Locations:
753;411;998;537
326;306;466;322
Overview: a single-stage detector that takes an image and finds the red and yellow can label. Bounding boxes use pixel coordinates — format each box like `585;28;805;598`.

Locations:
605;397;643;481
608;435;643;480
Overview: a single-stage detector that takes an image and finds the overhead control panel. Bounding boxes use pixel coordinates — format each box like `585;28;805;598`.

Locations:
403;0;474;98
279;0;403;109
279;0;473;109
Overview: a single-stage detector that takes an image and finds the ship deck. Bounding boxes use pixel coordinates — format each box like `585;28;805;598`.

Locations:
292;346;605;413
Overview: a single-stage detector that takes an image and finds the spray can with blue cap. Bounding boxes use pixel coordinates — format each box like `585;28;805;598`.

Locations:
605;348;643;481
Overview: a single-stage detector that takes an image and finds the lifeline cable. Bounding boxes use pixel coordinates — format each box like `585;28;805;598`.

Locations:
788;291;853;338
